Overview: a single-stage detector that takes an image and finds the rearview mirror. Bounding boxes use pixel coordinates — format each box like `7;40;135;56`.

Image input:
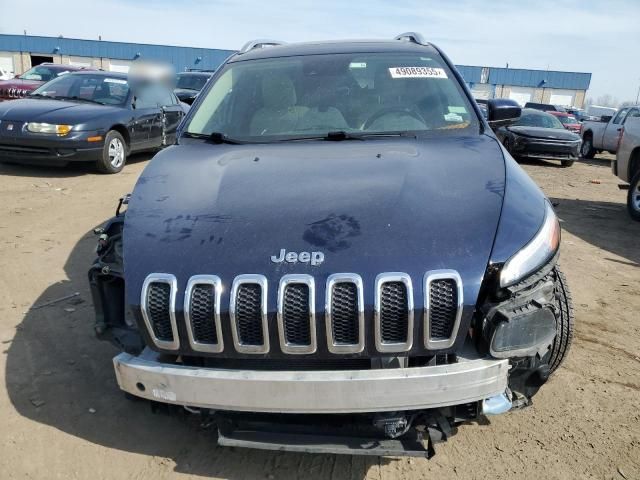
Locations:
487;99;521;127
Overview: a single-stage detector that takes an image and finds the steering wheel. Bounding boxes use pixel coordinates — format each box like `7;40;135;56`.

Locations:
362;106;428;130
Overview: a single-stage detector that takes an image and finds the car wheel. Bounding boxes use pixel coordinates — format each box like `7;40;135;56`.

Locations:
548;267;574;374
560;159;574;167
627;170;640;221
580;137;595;159
97;130;127;174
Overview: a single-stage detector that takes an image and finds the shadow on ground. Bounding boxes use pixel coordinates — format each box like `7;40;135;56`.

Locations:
4;224;400;478
0;153;151;178
551;197;640;266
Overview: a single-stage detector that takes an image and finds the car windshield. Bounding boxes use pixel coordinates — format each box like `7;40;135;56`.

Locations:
558;115;579;126
515;110;565;129
31;74;130;105
19;65;66;82
186;52;479;141
176;74;210;91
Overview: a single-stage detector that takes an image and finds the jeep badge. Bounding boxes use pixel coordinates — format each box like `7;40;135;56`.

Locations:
270;248;325;266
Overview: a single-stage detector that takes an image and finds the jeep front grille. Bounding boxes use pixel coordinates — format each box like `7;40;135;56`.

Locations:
277;274;316;354
184;275;223;353
424;270;463;349
326;274;364;353
230;275;269;353
140;273;179;350
374;273;414;352
139;270;462;355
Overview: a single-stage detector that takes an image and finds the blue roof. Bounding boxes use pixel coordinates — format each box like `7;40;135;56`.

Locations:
0;34;591;90
0;34;234;72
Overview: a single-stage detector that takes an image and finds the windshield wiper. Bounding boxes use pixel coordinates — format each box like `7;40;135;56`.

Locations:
275;131;417;142
55;96;105;105
183;131;245;144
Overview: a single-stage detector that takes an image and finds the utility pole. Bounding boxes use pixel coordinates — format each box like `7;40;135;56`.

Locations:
636;80;640;104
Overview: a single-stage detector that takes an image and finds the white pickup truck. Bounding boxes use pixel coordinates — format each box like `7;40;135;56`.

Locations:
613;116;640;220
581;105;640;158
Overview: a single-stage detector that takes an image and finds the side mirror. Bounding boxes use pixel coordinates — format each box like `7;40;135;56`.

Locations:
487;99;521;127
600;115;612;123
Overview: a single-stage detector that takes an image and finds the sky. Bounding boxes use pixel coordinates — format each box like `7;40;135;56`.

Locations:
1;0;639;103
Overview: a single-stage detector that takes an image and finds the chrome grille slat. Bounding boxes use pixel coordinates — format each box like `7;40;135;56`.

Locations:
326;274;364;354
184;275;223;353
140;273;179;350
230;275;269;354
278;274;316;354
374;273;413;353
424;270;463;349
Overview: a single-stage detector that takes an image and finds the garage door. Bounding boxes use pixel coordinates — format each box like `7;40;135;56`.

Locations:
549;90;575;107
0;54;15;77
509;87;534;106
68;56;93;68
109;60;131;73
471;84;493;100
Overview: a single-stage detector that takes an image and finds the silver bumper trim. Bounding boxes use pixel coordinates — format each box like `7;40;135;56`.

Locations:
113;348;509;414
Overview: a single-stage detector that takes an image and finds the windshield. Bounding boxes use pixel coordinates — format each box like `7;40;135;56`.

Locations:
514;110;565;129
557;115;579;126
186;52;479;141
19;65;67;82
31;74;130;105
176;73;210;91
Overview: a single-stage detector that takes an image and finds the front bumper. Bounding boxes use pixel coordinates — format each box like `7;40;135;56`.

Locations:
0;129;104;164
512;137;581;160
114;347;509;414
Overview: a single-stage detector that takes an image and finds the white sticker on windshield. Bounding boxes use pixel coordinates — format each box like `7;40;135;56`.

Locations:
104;78;127;84
349;62;367;69
389;67;448;79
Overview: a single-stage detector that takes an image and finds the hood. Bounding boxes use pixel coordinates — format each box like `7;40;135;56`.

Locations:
174;88;198;102
0;98;121;124
0;78;42;90
508;125;580;141
124;134;506;312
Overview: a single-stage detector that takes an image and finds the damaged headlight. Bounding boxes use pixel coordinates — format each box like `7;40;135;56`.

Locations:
26;122;73;136
500;202;560;287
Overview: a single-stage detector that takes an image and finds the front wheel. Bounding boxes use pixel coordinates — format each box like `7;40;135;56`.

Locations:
560;159;574;167
548;267;574;374
580;137;595;159
96;130;127;174
627;170;640;221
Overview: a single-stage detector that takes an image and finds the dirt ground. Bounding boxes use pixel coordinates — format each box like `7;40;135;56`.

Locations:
0;152;638;480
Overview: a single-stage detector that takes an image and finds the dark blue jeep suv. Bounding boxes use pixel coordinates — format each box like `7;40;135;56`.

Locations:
89;33;573;457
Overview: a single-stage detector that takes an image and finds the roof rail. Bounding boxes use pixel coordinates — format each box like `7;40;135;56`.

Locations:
239;39;286;54
394;32;428;46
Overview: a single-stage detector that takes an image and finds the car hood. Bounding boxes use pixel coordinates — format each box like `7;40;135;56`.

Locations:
0;78;42;90
124;134;507;313
508;125;580;141
0;98;122;123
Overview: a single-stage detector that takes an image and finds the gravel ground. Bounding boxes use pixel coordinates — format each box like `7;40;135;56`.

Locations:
0;152;638;479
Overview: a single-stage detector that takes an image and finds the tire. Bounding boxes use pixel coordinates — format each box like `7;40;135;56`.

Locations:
560;159;574;167
580;137;595;159
627;169;640;221
96;130;127;174
548;267;574;374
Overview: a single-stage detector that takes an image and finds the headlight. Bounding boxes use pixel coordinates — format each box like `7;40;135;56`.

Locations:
26;123;73;136
500;202;560;287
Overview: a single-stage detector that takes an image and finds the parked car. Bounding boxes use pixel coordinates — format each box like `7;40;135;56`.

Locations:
585;104;617;119
0;71;188;173
580;105;640;158
0;63;90;101
524;102;566;112
497;108;581;166
475;98;488;118
89;33;574;458
548;111;581;133
173;71;213;105
613;116;640;220
564;107;587;122
0;67;14;81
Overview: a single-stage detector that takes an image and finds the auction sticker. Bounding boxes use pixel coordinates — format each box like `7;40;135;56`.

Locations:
104;78;127;84
389;67;448;79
